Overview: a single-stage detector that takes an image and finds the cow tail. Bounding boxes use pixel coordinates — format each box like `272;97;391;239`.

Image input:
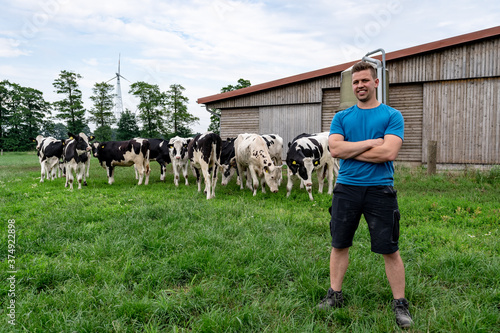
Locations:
145;146;151;173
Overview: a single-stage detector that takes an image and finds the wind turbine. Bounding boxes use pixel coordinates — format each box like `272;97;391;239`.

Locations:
107;54;130;118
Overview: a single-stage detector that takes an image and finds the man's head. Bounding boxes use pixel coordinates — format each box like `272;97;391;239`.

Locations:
351;61;379;105
352;61;377;79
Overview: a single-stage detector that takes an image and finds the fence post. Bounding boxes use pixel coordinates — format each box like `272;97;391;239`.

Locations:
427;140;437;175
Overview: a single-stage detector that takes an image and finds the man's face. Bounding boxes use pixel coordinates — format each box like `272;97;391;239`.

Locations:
352;69;379;103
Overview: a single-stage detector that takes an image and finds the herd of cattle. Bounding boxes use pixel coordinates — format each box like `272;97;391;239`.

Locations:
29;131;339;200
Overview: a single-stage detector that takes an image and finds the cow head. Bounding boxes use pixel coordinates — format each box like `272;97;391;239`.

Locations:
68;132;91;155
169;137;189;160
286;141;322;186
91;142;102;158
263;164;281;193
29;135;45;151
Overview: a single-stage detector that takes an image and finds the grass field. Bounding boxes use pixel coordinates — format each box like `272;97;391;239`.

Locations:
0;152;499;332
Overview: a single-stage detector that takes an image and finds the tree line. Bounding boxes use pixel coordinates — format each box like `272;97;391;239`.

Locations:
0;70;202;151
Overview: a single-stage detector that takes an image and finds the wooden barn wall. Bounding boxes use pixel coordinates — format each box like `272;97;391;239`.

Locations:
388;37;499;83
388;84;424;162
423;77;499;164
220;108;259;139
321;88;340;132
260;104;322;160
206;75;341;110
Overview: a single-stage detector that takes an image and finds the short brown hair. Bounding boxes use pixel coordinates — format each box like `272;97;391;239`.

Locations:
352;61;377;79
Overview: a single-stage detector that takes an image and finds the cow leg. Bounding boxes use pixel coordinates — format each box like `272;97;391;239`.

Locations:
317;166;325;194
286;170;295;197
173;162;180;187
134;165;139;180
144;160;150;185
236;163;245;190
107;166;115;185
160;162;166;182
67;166;74;190
183;164;189;186
86;158;90;178
77;165;84;190
40;161;46;182
194;167;201;192
245;169;253;190
326;162;335;195
210;164;218;199
248;166;259;196
202;165;212;199
136;163;144;185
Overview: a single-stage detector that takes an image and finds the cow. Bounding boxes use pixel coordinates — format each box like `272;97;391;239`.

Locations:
63;132;91;190
29;135;64;182
62;133;95;186
286;132;340;201
168;136;192;186
143;139;172;182
188;132;221;199
261;134;284;185
220;137;239;186
91;138;151;185
234;133;281;196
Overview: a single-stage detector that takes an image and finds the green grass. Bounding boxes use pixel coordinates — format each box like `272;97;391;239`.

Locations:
0;152;499;332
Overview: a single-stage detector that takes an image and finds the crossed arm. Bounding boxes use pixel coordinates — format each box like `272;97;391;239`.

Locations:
328;134;403;163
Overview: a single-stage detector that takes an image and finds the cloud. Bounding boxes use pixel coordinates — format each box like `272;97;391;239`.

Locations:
0;38;30;57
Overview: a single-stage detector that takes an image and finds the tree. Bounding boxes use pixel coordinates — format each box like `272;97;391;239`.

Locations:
221;78;251;93
116;109;140;140
89;82;116;128
52;70;86;134
207;108;221;134
43;122;67;139
207;78;251;134
0;80;12;150
1;82;51;150
93;125;113;142
129;82;165;138
164;84;199;136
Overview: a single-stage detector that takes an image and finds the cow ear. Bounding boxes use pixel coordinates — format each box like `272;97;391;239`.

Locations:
67;132;75;140
263;165;269;173
89;135;95;141
292;160;297;165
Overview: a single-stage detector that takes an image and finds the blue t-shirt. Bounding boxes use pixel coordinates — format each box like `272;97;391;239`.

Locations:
330;103;404;186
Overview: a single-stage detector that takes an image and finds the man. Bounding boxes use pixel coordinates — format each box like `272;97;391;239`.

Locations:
318;61;412;329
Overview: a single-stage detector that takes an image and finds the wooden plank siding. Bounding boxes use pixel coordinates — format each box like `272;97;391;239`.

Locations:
260;104;322;159
220;108;259;139
388;84;424;162
206;76;341;110
321;88;340;132
388;38;500;83
423;78;500;164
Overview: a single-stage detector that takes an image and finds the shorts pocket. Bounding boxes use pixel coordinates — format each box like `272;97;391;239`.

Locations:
392;209;401;242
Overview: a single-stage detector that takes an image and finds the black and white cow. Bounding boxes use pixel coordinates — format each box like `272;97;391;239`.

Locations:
30;135;64;182
146;139;172;181
234;133;281;196
220;137;239;186
92;138;151;185
188;132;222;199
261;134;284;185
168;136;191;186
63;132;91;190
286;132;339;201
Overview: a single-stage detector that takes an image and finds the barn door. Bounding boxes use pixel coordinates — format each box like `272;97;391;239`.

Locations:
259;104;322;160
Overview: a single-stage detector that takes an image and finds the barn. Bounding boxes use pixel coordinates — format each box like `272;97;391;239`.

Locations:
197;26;500;167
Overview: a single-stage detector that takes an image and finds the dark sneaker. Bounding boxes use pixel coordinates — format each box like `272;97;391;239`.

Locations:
317;288;344;310
392;298;413;328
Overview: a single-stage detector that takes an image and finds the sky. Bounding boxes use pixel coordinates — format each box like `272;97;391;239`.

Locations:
1;0;499;133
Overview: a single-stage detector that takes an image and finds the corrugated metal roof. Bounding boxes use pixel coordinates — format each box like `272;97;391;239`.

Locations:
197;26;500;105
